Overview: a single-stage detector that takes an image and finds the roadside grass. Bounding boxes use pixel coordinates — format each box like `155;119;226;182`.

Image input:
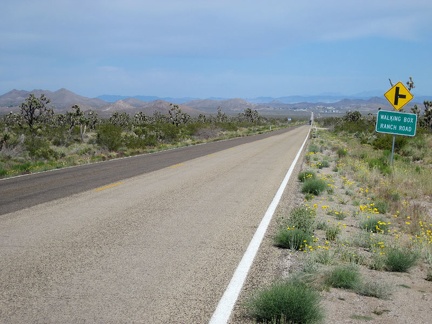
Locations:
242;123;432;322
274;228;313;251
274;205;316;250
324;264;361;289
325;224;341;241
285;205;316;234
384;247;419;272
244;279;324;324
301;178;327;196
359;216;391;234
298;170;316;182
0;124;290;178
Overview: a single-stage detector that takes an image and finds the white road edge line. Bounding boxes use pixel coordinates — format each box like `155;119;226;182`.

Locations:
209;129;310;324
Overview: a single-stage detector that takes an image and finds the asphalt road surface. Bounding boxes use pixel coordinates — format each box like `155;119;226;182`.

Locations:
0;125;309;323
0;127;297;216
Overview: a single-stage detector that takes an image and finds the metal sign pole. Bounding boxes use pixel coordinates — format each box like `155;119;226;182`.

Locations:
390;135;396;166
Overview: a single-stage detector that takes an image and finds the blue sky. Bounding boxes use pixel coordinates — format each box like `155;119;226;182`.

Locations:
1;0;431;98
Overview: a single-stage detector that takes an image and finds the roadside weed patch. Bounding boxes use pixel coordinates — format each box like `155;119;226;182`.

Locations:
337;246;367;265
324;264;361;290
287;205;316;234
354;279;392;299
384;247;419;272
312;248;334;265
325;224;341;241
244;280;324;324
360;216;391;234
336;147;348;158
274;228;313;251
316;160;330;169
0;167;7;176
369;253;386;271
349;231;375;249
327;209;347;220
274;205;317;251
374;200;389;214
308;144;320;154
301;178;327;196
298;170;316;182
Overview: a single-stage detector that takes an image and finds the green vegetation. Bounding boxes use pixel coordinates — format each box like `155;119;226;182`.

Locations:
274;228;313;251
242;105;432;322
354;279;392;299
325;224;340;241
274;206;316;250
298;170;316;182
301;178;327;196
96;123;123;151
308;144;320;153
245;280;323;324
286;206;316;234
324;264;361;289
0;94;298;178
360;216;390;234
384;247;419;272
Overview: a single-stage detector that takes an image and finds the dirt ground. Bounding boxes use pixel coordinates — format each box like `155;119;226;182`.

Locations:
230;140;432;324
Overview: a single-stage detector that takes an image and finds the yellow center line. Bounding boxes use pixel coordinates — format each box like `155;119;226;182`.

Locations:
94;181;124;192
169;163;184;169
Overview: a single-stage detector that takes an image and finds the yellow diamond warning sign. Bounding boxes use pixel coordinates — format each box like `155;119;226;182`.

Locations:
384;81;414;111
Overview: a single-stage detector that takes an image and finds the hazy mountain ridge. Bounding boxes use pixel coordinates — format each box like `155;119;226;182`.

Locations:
101;99;203;116
0;88;106;111
1;88;431;116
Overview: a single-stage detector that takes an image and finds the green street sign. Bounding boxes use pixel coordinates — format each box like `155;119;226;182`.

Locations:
376;110;417;137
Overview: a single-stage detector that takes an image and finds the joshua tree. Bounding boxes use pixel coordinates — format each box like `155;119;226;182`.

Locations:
19;94;53;135
423;101;432;130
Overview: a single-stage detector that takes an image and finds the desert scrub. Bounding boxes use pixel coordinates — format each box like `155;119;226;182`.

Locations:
325;225;340;241
301;178;327;196
0;168;7;177
354;279;392;299
298;170;316;182
308;143;320;153
338;247;366;265
327;209;347;220
374;200;389;214
274;228;313;250
369;253;386;271
324;264;361;290
336;147;348;158
312;248;334;265
245;280;324;324
316;160;330;169
287;205;317;234
384;247;419;272
360;216;390;234
96;124;123;151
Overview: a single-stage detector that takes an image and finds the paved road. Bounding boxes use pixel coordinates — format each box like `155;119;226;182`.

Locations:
0;126;309;323
0;128;296;216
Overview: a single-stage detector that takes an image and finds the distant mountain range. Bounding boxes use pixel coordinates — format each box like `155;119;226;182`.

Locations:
1;88;431;116
0;89;106;110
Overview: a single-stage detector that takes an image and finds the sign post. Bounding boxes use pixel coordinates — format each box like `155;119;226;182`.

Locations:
378;81;415;165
